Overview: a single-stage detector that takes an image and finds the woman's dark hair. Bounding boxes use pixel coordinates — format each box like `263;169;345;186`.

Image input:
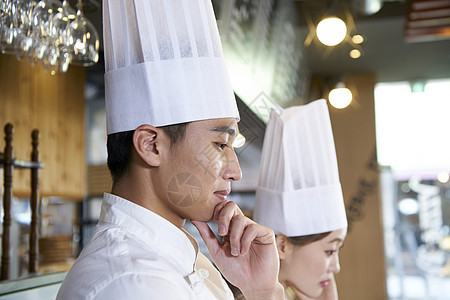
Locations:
287;231;331;246
106;123;188;182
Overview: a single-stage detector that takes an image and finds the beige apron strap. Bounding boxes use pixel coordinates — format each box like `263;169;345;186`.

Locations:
196;253;235;299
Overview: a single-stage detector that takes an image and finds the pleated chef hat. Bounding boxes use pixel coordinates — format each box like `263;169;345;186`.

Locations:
253;99;347;237
103;0;239;134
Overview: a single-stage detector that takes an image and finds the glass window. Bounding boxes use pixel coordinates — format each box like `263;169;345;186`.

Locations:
375;79;450;299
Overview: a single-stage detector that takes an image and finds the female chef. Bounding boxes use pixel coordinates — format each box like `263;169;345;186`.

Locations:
253;99;348;300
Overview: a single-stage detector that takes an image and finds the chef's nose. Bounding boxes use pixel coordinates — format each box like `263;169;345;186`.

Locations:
222;147;242;182
330;254;341;274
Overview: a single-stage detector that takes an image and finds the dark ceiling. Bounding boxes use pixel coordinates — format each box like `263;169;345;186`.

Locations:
294;0;450;82
82;0;450;90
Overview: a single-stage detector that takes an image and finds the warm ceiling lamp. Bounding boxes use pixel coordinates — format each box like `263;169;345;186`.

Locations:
328;82;352;109
316;17;347;46
349;49;361;59
352;34;364;44
232;133;246;148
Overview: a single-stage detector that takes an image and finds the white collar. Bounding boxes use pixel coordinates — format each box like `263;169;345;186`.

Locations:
100;193;199;277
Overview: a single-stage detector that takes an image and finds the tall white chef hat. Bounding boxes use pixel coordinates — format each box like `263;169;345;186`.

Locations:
103;0;239;134
253;99;347;237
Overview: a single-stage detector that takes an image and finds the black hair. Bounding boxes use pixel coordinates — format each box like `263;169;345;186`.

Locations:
106;123;188;182
286;231;331;246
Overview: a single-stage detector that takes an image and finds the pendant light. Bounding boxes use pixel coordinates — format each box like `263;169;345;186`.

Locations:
328;82;352;109
316;17;347;46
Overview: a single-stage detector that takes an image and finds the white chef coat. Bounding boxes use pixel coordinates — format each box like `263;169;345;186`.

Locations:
56;193;235;300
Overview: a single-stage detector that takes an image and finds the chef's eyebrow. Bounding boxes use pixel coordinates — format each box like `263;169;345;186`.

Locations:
328;238;344;244
212;126;237;137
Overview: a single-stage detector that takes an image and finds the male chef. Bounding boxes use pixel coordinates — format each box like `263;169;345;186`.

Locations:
57;0;284;299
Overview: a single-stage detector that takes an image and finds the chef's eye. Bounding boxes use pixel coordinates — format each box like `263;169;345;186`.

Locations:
215;143;227;150
325;250;335;256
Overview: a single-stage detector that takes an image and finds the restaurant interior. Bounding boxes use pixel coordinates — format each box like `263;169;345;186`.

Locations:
1;0;450;299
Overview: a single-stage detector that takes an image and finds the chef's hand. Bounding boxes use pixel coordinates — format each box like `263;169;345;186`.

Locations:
191;201;284;300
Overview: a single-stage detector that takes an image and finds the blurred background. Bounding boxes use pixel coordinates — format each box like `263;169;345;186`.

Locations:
1;0;450;299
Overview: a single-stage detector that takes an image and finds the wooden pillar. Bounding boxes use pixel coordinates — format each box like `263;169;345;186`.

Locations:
1;123;14;280
329;74;387;300
29;129;40;274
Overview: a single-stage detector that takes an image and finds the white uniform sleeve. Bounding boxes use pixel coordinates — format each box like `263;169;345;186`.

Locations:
93;273;190;300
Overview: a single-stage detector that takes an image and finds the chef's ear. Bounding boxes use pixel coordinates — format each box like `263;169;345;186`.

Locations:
133;124;167;167
276;234;292;260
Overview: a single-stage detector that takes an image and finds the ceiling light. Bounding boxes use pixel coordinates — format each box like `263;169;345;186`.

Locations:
233;133;246;148
316;17;347;46
350;49;361;59
328;82;352;109
352;34;364;44
438;172;449;183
